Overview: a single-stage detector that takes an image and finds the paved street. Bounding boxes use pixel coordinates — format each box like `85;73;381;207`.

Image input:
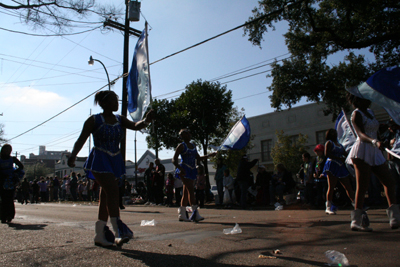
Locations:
0;202;399;266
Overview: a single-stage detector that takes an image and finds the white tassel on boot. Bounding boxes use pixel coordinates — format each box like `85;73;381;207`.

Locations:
189;205;204;222
387;204;400;229
94;220;114;247
325;201;336;215
110;217;130;246
351;209;372;232
178;207;191;222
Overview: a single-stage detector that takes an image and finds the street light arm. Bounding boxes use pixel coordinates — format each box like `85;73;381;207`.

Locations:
88;56;111;91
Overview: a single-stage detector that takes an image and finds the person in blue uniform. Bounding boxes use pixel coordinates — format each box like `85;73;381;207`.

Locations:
68;90;154;247
0;144;24;224
323;129;355;215
172;129;216;222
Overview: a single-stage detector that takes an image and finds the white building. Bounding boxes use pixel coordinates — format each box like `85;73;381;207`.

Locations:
247;102;389;172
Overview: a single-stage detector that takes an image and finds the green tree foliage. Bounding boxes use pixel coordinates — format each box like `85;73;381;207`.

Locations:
147;80;234;155
244;0;400;117
270;130;308;174
24;162;52;181
147;80;234;188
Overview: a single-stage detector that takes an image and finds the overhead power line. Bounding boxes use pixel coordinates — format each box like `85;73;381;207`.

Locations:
7;75;123;142
0;25;102;37
149;1;302;65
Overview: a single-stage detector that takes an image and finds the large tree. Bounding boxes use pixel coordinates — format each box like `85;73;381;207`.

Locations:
270;130;308;176
0;0;121;33
146;80;234;188
244;0;400;117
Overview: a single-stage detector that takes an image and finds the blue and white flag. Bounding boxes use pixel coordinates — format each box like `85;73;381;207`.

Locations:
346;65;400;125
127;23;152;122
386;131;400;159
209;116;251;151
335;110;356;153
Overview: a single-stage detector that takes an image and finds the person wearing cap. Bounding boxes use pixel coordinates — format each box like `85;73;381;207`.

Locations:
236;155;258;209
313;144;327;208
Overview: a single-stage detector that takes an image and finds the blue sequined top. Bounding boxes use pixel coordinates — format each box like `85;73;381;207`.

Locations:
83;113;125;179
175;142;198;180
92;114;124;155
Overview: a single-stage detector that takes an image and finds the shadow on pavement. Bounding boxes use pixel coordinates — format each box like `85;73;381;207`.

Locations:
7;223;47;230
119;248;258;267
122;210;161;214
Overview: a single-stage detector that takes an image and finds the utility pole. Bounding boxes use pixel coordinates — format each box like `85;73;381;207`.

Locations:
120;0;130;163
103;5;141;163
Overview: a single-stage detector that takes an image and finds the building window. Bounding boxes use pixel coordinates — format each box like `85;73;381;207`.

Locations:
261;139;272;162
316;130;327;145
290;135;299;146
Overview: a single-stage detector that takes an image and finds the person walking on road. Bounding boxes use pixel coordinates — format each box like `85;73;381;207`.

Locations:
68;90;154;247
346;93;400;231
0;144;24;223
173;129;216;222
323;128;355;215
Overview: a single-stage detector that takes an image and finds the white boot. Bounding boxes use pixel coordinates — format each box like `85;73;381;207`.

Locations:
94;220;114;247
110;217;132;246
178;207;191;222
189;205;204;222
325;201;336;215
386;204;400;229
351;209;372;232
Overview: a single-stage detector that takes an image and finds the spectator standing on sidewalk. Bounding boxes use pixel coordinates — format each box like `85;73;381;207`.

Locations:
154;159;165;205
214;158;226;206
195;165;206;208
236;155;258;209
144;162;155;204
38;177;47;202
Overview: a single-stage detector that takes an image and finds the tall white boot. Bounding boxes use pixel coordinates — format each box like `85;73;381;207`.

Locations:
386;204;400;229
94;220;114;247
178;207;191;222
351;209;372;232
110;217;132;246
325;201;336;215
189;205;204;222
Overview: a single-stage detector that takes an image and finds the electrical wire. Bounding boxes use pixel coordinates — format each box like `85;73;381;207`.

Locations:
149;2;301;66
7;75;123;142
0;25;102;37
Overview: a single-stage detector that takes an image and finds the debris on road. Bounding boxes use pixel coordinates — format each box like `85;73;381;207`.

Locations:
223;223;242;235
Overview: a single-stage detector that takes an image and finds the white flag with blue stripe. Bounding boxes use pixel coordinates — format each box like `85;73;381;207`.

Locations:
209;116;251;151
346;65;400;125
127;23;152;122
335;110;356;153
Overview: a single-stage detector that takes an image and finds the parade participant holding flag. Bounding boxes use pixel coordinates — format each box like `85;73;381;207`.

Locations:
68;90;154;247
173;129;217;222
345;93;399;231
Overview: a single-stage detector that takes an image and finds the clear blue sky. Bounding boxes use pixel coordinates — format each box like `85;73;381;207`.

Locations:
0;0;369;161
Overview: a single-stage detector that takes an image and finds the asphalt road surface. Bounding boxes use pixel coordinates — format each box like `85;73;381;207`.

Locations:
0;202;399;266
